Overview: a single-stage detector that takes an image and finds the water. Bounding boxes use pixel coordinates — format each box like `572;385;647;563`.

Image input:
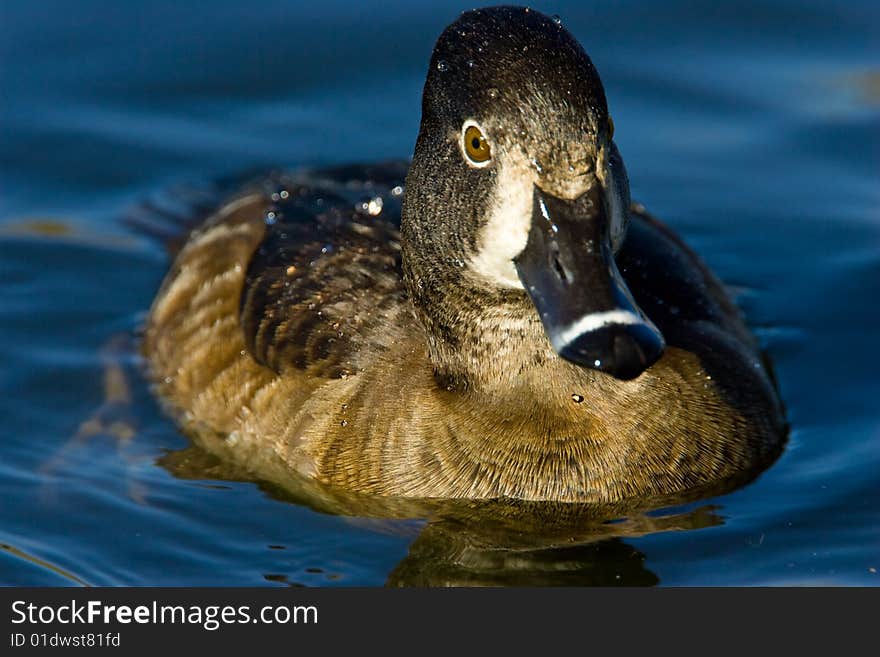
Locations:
1;0;878;586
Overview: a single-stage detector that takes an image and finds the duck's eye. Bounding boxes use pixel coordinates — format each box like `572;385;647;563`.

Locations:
463;124;492;165
607;116;615;140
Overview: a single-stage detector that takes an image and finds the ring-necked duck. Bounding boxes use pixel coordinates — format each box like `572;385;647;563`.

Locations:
143;6;785;503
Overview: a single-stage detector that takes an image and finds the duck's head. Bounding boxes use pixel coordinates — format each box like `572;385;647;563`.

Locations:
402;6;664;384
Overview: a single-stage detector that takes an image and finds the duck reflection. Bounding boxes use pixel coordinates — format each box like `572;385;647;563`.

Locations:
383;500;726;587
160;445;746;587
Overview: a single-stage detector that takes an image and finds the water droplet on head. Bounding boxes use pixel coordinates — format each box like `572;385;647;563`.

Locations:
264;209;278;225
466;59;475;69
487;88;499;99
391;185;404;197
571;394;584;403
340;419;348;427
552;14;563;25
436;60;448;72
530;157;544;174
593;359;602;368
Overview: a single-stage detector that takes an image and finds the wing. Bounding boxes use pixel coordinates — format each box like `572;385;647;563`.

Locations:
618;205;756;352
238;162;412;379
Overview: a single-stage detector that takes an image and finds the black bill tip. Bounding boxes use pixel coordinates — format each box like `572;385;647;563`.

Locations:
554;318;665;380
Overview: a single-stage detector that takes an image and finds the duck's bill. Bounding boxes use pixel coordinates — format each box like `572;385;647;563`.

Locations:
514;185;664;380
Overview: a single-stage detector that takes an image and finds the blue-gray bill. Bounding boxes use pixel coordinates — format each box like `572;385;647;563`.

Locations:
514;186;665;380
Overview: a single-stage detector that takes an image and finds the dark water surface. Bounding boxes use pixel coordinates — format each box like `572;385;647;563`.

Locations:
1;1;878;585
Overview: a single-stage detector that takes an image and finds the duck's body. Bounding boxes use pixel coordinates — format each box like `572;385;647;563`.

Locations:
143;8;784;504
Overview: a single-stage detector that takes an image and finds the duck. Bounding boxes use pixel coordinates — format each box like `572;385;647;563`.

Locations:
142;6;785;504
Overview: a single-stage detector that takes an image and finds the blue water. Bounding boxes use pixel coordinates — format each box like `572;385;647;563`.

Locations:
1;0;878;585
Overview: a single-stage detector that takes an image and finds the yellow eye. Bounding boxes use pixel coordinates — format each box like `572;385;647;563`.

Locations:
607;116;615;140
463;124;492;164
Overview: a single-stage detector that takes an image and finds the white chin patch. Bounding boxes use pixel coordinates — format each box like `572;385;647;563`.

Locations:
468;164;532;289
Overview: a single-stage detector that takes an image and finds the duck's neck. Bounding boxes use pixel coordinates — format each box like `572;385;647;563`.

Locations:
400;166;561;392
403;264;558;392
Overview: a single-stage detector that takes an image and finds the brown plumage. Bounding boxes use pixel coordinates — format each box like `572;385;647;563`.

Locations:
142;8;785;504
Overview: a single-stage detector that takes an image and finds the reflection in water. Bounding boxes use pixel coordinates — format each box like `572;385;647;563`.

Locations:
384;503;726;587
0;218;142;250
0;542;91;587
39;332;151;505
160;442;742;586
391;536;659;587
848;70;880;105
